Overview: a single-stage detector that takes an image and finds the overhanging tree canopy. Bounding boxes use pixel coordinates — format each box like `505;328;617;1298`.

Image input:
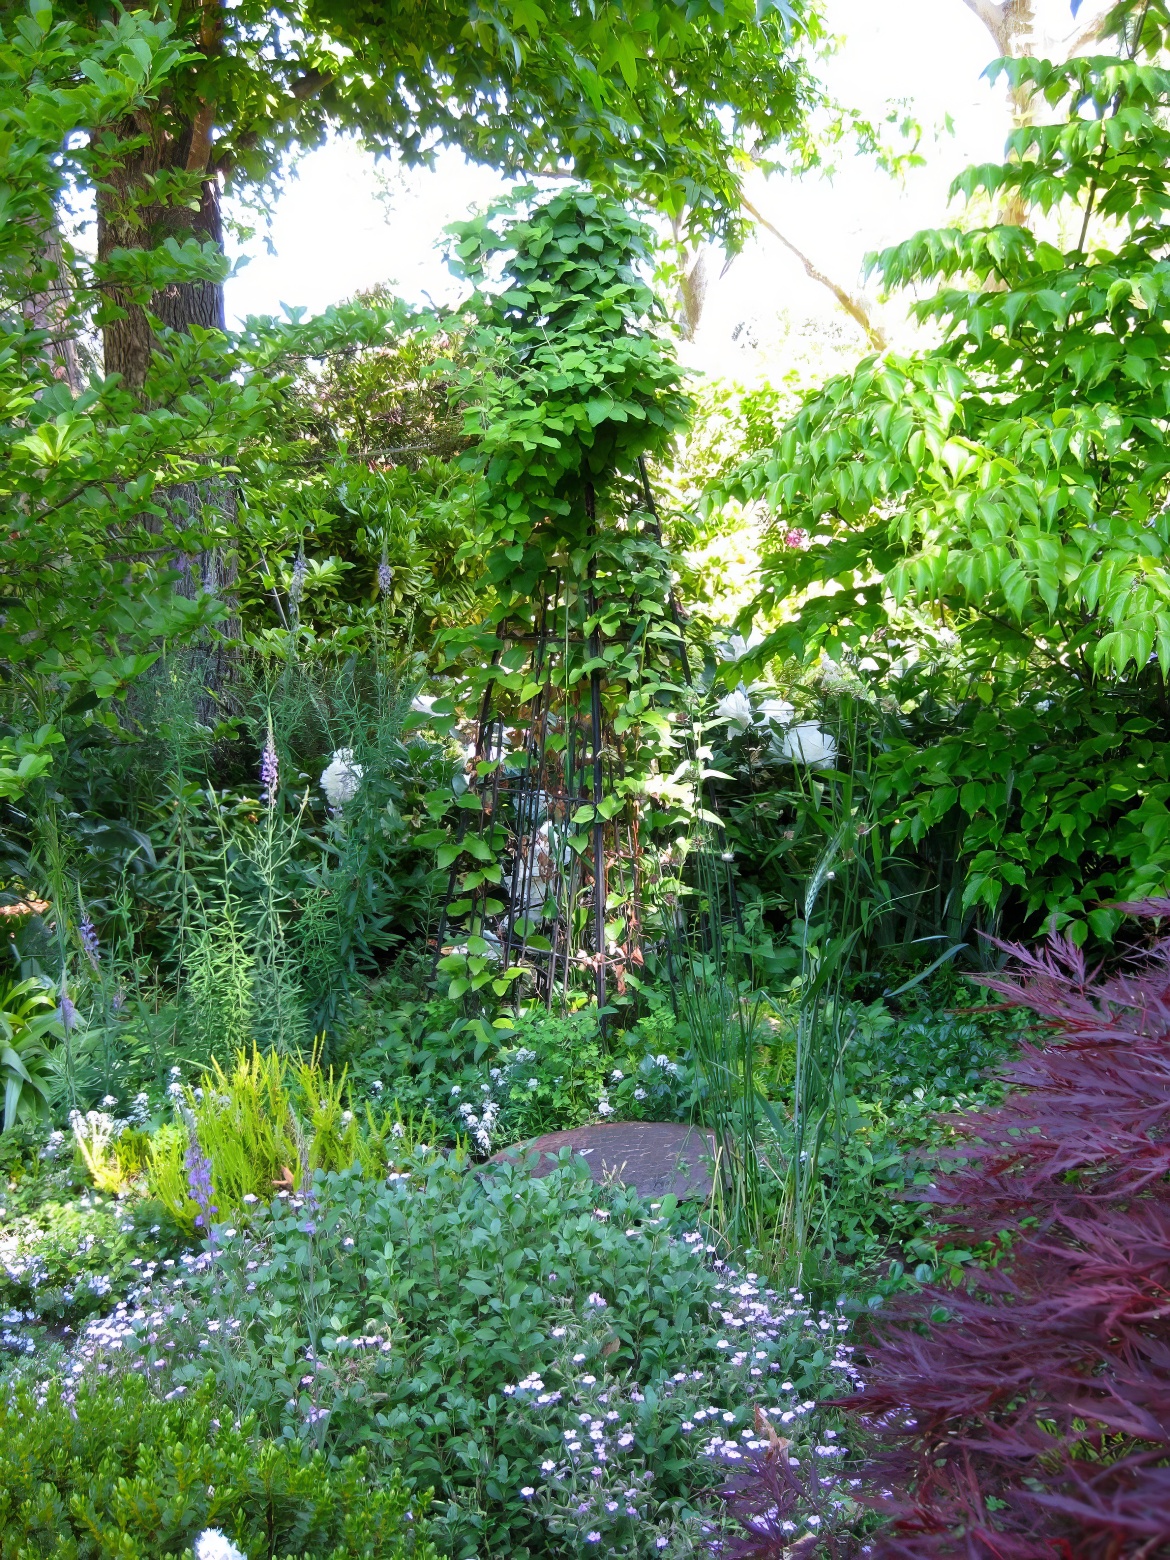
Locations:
59;0;825;382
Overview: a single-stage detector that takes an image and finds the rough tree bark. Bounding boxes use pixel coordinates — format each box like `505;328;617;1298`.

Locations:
960;0;1110;224
95;88;241;693
677;246;709;343
95;106;224;391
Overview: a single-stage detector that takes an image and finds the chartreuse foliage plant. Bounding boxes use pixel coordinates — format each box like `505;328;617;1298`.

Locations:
723;0;1170;941
0;1370;435;1560
145;1047;429;1229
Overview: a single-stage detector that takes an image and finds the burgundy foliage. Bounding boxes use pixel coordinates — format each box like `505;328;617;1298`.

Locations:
714;1430;849;1560
837;907;1170;1559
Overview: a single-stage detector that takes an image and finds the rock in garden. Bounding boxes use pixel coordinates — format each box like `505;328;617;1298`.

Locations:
490;1121;716;1201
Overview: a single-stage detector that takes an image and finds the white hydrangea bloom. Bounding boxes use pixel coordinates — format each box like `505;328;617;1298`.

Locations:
755;697;795;730
778;722;837;769
714;688;753;734
717;627;765;663
194;1532;247;1560
320;748;364;807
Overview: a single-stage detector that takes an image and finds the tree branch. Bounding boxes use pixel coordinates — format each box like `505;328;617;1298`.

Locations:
186;99;216;173
740;197;888;351
291;69;331;102
960;0;1011;54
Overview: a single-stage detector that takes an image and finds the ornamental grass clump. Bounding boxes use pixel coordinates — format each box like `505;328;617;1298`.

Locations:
832;907;1170;1558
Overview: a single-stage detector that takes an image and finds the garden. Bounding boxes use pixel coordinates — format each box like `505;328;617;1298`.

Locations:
1;0;1169;1556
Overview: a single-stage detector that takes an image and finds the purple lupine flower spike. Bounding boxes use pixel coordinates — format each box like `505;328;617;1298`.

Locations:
289;550;308;607
79;912;100;967
260;726;278;803
185;1131;218;1239
377;558;394;596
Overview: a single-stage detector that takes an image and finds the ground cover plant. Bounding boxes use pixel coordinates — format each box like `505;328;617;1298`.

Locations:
72;1155;857;1559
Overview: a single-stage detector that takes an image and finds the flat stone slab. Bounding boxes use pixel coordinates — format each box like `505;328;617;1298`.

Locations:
490;1121;716;1201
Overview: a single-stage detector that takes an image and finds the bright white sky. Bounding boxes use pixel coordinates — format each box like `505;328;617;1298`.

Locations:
222;0;1084;375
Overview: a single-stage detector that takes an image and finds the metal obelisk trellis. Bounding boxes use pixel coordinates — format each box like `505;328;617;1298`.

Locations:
435;460;694;1015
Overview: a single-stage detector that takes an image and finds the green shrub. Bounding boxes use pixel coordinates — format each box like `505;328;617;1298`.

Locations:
813;999;1025;1284
343;998;693;1156
0;1370;435;1559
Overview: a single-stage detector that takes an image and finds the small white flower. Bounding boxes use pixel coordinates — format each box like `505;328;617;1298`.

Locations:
633;1088;647;1102
714;688;753;734
194;1532;246;1560
320;747;364;807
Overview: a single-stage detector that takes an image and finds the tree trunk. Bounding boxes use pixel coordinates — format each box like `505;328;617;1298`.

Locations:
96;104;240;694
677;247;709;342
95;108;225;391
24;218;82;396
960;0;1114;229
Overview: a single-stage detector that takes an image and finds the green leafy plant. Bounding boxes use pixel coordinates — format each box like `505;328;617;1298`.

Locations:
719;0;1170;942
94;1158;855;1559
145;1047;429;1229
0;1189;181;1348
0;978;62;1130
0;1370;435;1559
421;189;697;1005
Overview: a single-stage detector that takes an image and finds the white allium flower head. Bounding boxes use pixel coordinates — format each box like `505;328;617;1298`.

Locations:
714;688;753;734
320;748;364;807
778;722;837;769
194;1531;246;1560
